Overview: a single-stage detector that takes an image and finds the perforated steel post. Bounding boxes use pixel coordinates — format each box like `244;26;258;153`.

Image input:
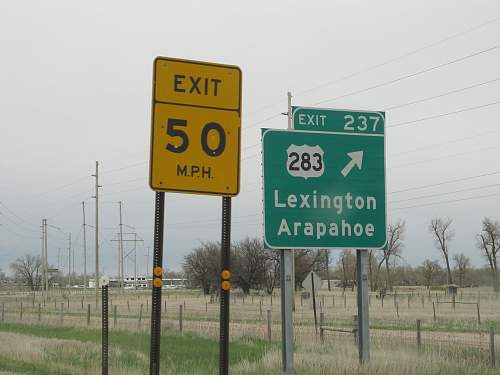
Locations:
219;197;232;375
149;192;165;375
102;285;109;375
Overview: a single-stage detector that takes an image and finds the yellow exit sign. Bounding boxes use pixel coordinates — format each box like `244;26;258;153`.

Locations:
149;57;242;196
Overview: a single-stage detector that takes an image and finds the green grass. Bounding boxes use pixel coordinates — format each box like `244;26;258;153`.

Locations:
0;323;274;374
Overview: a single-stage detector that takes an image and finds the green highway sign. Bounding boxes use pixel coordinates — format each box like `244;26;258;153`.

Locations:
262;108;386;249
292;106;384;135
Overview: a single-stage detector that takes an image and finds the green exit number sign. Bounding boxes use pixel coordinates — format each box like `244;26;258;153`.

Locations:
262;106;386;250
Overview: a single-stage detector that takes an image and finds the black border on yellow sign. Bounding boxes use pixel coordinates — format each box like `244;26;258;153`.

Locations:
149;56;242;196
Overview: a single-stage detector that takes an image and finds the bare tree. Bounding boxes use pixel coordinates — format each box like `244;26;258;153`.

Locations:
452;253;470;287
182;242;220;295
429;217;454;284
10;254;42;291
377;220;405;291
232;237;268;294
477;217;500;292
264;250;280;295
420;259;441;289
337;250;356;291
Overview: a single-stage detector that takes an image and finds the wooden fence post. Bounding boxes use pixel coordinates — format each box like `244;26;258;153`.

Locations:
332;295;335;307
20;303;23;321
2;302;4;322
259;301;263;319
396;303;399;318
353;315;358;344
138;304;143;329
113;305;117;328
416;320;422;352
344;294;347;309
87;304;91;326
179;304;183;333
320;312;325;344
490;327;496;368
432;302;436;322
38;303;41;321
60;302;64;324
267;310;271;342
477;303;481;324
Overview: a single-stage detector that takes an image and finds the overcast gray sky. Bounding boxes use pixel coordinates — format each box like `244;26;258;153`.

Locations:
1;0;499;277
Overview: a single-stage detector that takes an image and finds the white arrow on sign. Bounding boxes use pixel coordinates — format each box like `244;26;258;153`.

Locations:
341;151;363;177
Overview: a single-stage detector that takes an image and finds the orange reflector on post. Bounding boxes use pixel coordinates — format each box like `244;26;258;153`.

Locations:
153;278;163;288
221;270;231;280
221;281;231;291
153;266;163;277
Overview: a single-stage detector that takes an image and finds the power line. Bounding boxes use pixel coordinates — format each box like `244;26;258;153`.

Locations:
389;101;500;128
386;77;500;111
390;191;500;212
389;182;500;204
389;170;500;195
390;144;500;170
391;127;500;157
0;202;38;229
241;16;500;120
311;43;500;107
296;16;500;98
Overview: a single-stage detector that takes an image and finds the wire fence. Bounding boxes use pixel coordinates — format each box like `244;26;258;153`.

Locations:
0;288;498;368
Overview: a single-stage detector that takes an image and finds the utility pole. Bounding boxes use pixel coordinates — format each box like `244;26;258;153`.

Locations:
134;233;137;284
113;233;143;287
92;161;101;309
82;201;87;289
57;248;61;287
43;218;48;291
118;201;124;289
68;233;72;288
41;219;45;292
279;91;294;372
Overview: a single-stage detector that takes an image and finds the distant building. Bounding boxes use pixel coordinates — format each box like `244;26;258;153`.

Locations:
88;277;187;289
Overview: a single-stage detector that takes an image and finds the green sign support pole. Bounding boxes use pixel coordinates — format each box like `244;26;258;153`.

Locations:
263;105;386;366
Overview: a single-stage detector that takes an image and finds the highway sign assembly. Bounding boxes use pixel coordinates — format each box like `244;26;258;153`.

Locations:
148;56;242;375
150;57;242;196
262;107;386;249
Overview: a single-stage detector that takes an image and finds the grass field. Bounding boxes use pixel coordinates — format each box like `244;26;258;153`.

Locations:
0;286;498;374
0;322;496;375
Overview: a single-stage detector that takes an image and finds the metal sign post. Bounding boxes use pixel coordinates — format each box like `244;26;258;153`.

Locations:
311;272;318;335
148;57;242;374
280;251;294;371
356;249;370;364
219;197;232;375
100;279;109;375
149;192;165;375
